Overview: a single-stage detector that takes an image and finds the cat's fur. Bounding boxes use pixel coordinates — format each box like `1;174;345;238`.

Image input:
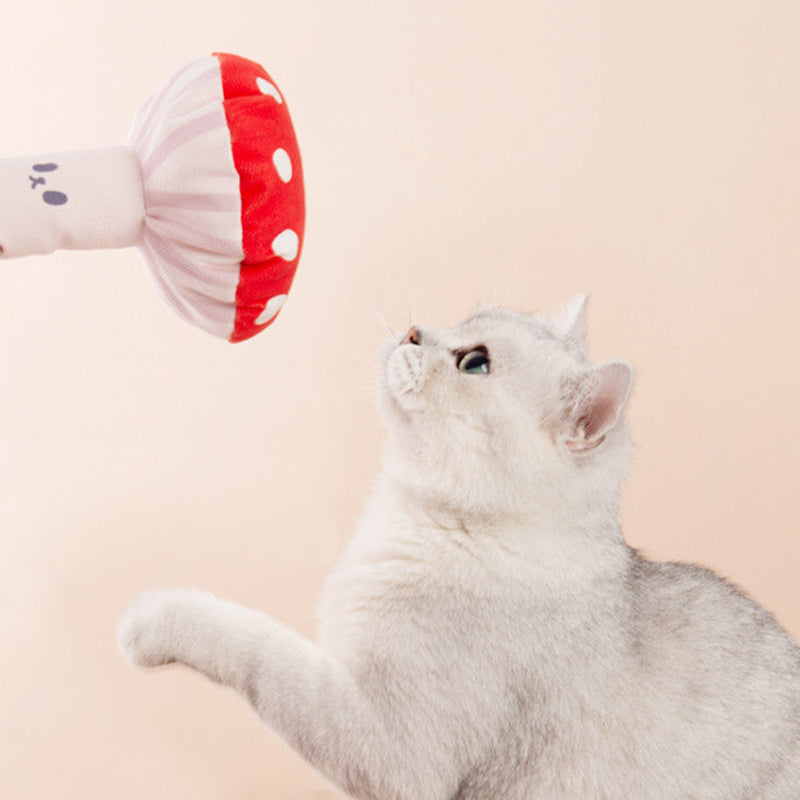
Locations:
118;298;800;799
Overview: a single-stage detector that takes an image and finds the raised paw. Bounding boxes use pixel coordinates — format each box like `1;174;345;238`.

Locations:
117;590;181;668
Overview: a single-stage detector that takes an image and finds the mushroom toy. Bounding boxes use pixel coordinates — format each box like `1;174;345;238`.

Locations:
0;53;305;342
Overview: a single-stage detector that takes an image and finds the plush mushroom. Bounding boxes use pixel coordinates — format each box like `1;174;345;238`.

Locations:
0;53;305;342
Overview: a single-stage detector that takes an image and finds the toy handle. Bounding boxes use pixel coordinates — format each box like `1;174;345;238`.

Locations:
0;146;145;259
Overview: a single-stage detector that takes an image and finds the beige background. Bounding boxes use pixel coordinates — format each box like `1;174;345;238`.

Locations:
1;0;799;797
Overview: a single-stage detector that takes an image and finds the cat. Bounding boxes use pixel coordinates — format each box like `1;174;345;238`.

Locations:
118;297;800;799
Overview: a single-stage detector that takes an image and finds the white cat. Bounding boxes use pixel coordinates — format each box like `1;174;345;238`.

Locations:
118;297;800;799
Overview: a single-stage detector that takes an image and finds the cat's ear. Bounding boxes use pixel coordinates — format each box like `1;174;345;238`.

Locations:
561;361;633;453
549;294;588;350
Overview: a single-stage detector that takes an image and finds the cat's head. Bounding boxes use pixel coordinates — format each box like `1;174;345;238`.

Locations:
379;297;634;518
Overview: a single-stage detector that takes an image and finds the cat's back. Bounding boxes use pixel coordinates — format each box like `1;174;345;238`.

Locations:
629;555;800;681
615;554;800;796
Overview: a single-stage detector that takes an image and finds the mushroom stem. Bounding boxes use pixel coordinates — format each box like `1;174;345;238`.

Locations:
0;146;145;259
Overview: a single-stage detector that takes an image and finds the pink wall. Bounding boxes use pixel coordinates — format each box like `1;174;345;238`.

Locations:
0;1;798;797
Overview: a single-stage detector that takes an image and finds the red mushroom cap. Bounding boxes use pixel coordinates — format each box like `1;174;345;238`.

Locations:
129;53;305;342
215;53;306;342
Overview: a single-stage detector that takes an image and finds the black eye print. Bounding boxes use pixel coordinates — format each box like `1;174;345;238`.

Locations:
43;191;68;206
28;163;68;205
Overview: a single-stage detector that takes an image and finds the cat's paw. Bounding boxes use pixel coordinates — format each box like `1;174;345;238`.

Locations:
117;590;180;668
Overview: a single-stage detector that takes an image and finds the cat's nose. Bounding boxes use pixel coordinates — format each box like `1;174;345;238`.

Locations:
401;326;420;345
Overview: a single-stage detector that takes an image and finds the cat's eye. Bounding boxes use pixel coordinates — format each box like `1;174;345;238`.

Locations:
457;348;490;375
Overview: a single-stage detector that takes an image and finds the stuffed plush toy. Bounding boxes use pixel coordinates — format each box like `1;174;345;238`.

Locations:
0;53;305;342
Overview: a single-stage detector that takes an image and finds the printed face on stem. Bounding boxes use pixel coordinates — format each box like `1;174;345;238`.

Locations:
29;163;68;206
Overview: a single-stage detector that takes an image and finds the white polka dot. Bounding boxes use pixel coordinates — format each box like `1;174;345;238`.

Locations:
272;229;299;261
272;148;292;182
256;294;287;326
256;77;283;103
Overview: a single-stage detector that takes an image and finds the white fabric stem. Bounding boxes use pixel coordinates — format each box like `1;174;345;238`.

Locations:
0;146;145;259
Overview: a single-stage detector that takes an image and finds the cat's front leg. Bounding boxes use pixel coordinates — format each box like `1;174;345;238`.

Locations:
118;589;455;800
119;589;269;679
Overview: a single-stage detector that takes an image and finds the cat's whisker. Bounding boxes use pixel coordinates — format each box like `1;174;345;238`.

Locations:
351;372;383;399
469;261;486;309
351;378;381;397
347;354;382;394
369;306;394;336
349;353;379;367
404;273;414;328
498;254;515;310
354;386;380;402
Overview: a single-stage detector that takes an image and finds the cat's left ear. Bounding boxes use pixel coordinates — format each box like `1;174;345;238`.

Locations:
549;294;588;352
561;361;634;453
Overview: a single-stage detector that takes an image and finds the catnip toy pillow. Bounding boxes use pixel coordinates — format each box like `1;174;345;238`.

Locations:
0;53;305;342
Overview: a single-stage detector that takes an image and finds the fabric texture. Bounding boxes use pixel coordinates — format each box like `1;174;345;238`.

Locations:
216;52;305;343
0;147;144;259
130;53;305;341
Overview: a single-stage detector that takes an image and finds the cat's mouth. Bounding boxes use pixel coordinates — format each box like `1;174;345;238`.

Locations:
383;340;426;413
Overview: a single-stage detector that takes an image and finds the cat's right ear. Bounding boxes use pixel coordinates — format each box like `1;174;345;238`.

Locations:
559;361;634;453
549;294;588;352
